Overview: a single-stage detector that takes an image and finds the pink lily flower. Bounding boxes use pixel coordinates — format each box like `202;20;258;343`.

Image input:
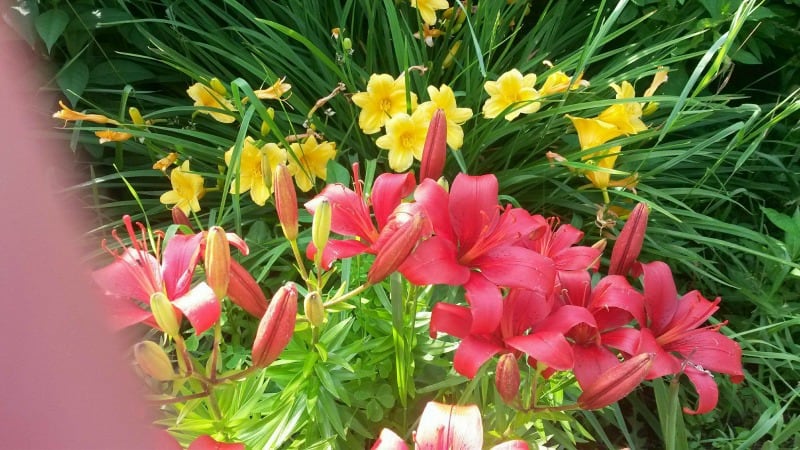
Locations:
431;288;573;379
305;165;417;269
632;261;744;414
523;218;602;286
93;216;219;334
371;401;530;449
520;271;644;389
400;174;555;334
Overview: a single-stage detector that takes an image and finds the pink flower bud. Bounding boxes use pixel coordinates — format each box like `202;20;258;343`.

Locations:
495;353;521;404
578;352;654;410
171;207;192;229
204;226;230;299
419;108;447;182
251;283;298;368
227;260;268;318
367;213;425;284
609;203;649;276
273;163;299;241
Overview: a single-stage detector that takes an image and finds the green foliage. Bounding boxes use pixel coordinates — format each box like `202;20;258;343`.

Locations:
24;0;800;448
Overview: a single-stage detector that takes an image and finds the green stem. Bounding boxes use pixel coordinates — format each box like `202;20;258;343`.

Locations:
289;239;309;281
323;283;370;308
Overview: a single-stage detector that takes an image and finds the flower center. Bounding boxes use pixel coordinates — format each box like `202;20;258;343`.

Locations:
380;98;392;112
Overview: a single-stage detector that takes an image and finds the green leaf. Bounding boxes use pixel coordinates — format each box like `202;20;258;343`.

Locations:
34;9;69;54
89;59;156;85
56;59;89;106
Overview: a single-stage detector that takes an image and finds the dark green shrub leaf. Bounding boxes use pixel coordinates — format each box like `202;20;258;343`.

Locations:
35;9;69;54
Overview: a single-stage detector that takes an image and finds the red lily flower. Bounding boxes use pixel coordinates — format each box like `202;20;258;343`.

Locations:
305;165;416;269
431;288;573;379
514;271;644;389
401;174;555;334
371;401;530;450
632;261;744;414
524;218;602;286
93;216;219;334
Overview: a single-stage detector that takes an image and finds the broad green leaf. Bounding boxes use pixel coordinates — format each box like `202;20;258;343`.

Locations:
34;8;69;53
56;59;89;106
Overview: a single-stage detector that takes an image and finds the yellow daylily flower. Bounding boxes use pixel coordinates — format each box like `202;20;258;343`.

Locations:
596;81;647;135
287;136;337;192
411;0;450;26
567;115;625;196
53;100;119;125
95;130;134;144
225;137;287;206
643;67;669;115
482;69;541;121
253;77;292;100
413;24;444;47
539;71;587;96
415;84;473;150
160;161;205;215
352;73;418;134
187;82;236;123
375;110;429;172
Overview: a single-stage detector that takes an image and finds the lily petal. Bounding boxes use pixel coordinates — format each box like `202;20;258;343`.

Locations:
161;233;204;299
464;273;504;335
430;302;472;339
449;173;499;251
371;172;416;230
416;402;483;450
306;185;377;242
92;249;161;303
414;179;455;243
474;246;555;293
172;282;220;335
400;236;470;286
370;429;409;450
640;261;678;334
506;330;574;371
572;344;623;389
682;365;720;415
454;335;505;379
669;329;744;382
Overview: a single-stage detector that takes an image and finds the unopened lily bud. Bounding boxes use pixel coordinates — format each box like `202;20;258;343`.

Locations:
205;226;231;299
495;353;521;404
443;41;462;69
150;292;181;339
227;260;268;318
210;77;228;96
591;238;607;252
260;107;276;136
608;203;649;276
172;207;192;229
367;213;426;284
419;109;447;182
273;164;299;241
252;283;298;368
312;199;332;267
134;341;176;381
303;292;325;327
342;37;352;52
436;176;450;192
128;107;145;125
578;353;654;410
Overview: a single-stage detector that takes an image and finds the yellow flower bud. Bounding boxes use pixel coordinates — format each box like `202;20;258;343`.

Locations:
128;107;145;125
311;198;332;268
205;226;231;299
443;41;462;69
303;292;325;328
260;107;276;136
150;292;181;339
134;341;176;381
210;77;228;96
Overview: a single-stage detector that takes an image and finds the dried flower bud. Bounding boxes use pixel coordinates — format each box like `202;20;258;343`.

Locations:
210;77;228;96
150;292;181;339
128;107;145;125
312;198;332;267
252;283;298;368
273;164;299;241
420;109;447;182
227;260;268;318
134;341;176;381
303;291;325;328
608;203;649;276
204;226;231;299
367;213;426;284
578;353;654;410
495;353;521;404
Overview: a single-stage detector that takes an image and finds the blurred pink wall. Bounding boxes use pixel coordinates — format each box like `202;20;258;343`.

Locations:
0;17;154;450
